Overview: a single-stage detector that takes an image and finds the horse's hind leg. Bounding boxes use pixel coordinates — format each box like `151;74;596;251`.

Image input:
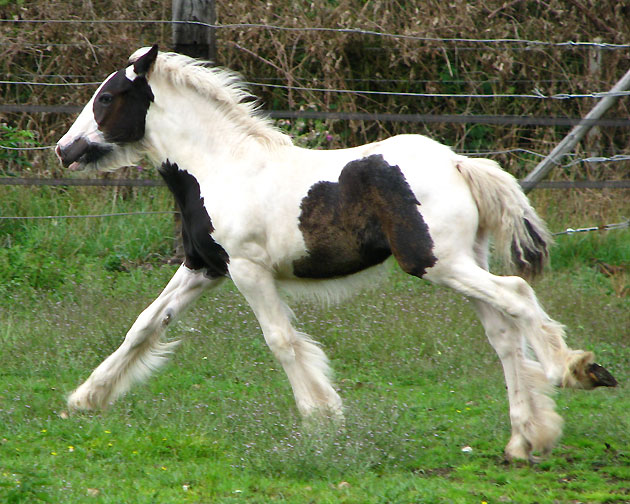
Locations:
472;299;562;461
472;239;617;390
500;279;617;390
68;265;222;410
426;259;566;460
228;258;342;418
427;257;616;459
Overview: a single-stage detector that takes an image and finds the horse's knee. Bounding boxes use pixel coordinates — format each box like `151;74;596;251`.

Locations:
126;306;175;349
265;329;296;364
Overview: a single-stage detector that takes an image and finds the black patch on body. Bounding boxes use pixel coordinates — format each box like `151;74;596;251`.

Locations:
158;160;229;277
293;154;437;279
93;69;154;143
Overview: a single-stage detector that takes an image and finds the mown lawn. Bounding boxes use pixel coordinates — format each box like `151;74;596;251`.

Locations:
1;258;628;503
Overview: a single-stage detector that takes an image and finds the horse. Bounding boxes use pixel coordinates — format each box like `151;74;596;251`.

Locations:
55;45;617;462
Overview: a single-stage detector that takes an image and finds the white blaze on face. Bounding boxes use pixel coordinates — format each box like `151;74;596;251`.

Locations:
57;71;117;149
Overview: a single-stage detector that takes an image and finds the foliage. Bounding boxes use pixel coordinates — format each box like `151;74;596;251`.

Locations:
1;1;629;179
0;124;39;173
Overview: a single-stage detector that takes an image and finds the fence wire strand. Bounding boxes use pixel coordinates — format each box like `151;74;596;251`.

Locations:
1;209;627;240
1;18;629;49
553;218;630;236
0;210;178;220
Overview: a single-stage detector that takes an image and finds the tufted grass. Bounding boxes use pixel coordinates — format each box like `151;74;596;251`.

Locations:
1;257;629;503
1;184;629;502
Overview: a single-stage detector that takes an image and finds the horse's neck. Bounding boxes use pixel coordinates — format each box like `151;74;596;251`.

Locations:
144;83;263;178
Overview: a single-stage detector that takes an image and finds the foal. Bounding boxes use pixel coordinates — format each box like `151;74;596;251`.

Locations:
56;45;616;462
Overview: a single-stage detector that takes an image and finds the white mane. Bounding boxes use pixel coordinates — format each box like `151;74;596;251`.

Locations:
129;48;292;149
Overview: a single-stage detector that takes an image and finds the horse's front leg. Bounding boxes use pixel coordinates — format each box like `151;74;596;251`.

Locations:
68;265;223;410
228;257;342;418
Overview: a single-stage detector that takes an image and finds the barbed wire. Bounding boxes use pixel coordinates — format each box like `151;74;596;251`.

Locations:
553;218;630;236
4;76;629;101
1;19;628;49
0;144;52;150
1;143;630;172
246;81;630;100
0;80;101;87
1;208;627;241
0;76;581;86
0;210;177;220
561;154;630;167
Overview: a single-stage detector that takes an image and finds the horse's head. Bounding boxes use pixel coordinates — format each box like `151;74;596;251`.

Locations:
56;45;158;172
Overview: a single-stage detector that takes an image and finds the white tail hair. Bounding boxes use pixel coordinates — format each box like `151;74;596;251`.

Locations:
455;158;552;277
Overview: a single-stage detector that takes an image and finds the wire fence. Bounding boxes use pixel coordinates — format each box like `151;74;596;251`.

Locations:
2;19;630;49
1;204;627;241
1;17;629;196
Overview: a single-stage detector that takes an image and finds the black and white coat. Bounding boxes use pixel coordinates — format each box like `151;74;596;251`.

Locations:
56;46;616;462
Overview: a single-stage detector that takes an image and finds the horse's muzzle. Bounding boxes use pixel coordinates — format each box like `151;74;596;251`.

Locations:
56;137;112;170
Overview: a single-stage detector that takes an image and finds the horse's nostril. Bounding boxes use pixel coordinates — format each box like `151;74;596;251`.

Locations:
55;144;63;162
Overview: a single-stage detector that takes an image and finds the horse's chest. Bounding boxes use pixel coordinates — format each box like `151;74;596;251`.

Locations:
159;160;230;277
292;154;436;279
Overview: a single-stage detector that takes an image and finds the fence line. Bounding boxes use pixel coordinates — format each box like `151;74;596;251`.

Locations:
1;177;629;190
3;84;630;101
254;82;630;100
1;18;628;49
2;146;630;172
553;218;629;236
0;75;583;86
0;210;177;220
1;207;627;240
0;177;164;187
2;104;629;129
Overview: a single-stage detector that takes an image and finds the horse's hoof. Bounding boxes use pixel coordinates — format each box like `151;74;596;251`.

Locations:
586;362;618;388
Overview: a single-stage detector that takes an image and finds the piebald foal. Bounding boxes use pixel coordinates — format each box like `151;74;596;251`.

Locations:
56;45;616;462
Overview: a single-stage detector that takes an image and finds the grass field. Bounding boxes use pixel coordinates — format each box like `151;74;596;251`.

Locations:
1;185;629;503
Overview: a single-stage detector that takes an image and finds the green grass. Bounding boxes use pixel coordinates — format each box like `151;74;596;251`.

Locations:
1;185;629;503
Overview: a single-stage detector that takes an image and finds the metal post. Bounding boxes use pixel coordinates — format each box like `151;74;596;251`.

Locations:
521;66;630;193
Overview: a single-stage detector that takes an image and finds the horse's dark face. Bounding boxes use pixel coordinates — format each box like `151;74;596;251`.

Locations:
56;45;158;172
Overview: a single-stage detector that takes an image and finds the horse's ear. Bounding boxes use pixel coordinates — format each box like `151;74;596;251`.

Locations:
133;44;158;77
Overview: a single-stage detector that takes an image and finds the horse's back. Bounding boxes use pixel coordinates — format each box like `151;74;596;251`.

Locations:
274;135;481;284
361;135;481;256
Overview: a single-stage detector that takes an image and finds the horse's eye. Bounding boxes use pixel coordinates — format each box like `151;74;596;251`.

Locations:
98;93;113;105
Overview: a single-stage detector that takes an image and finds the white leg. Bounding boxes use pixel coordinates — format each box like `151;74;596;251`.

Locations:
426;259;564;460
228;257;342;417
473;300;562;461
68;265;222;410
471;239;607;390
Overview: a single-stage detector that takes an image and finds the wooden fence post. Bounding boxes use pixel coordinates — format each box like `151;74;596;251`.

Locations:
172;0;216;61
170;0;216;259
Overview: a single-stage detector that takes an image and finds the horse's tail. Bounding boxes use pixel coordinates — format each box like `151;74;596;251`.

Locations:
455;157;552;278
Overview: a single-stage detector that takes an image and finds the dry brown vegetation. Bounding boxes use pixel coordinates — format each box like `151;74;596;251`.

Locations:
1;0;629;181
